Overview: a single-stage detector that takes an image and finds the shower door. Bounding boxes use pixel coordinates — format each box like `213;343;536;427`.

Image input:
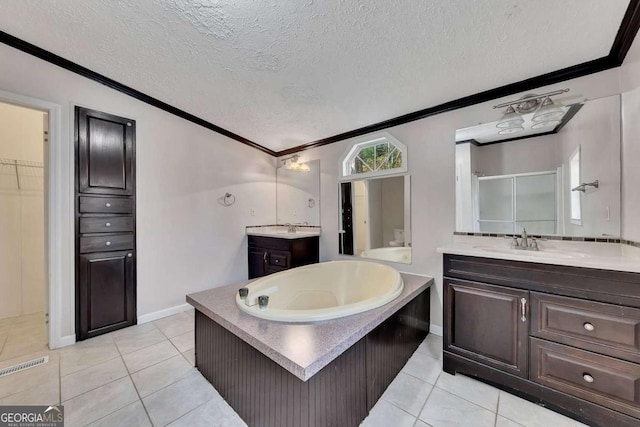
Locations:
477;172;557;235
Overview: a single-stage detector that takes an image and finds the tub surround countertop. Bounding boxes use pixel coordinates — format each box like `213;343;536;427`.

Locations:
187;272;432;381
438;235;640;273
246;225;321;239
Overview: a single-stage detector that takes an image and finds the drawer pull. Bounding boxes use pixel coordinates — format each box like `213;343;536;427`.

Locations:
127;253;133;258
275;259;279;263
105;202;112;208
520;298;527;322
583;322;595;331
105;222;112;227
263;252;268;262
105;241;112;246
583;373;594;383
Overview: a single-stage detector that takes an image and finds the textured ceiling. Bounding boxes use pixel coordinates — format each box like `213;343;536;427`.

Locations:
0;1;631;151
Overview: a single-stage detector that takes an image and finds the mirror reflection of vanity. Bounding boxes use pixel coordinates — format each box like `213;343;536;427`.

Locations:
338;133;412;264
276;159;320;226
455;93;621;238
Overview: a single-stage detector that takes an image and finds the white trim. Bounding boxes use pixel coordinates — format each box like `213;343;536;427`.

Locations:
0;90;70;350
429;324;443;336
58;334;76;348
137;303;193;324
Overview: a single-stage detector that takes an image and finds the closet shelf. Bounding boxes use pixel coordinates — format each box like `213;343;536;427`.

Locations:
0;158;44;190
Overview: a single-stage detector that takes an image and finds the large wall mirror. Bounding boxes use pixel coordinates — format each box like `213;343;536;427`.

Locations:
339;176;411;264
276;159;320;226
455;93;621;237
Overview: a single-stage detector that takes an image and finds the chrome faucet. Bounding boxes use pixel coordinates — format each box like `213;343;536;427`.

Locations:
509;228;539;251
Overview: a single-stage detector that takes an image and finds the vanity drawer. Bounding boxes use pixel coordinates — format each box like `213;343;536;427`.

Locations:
79;196;133;214
80;234;134;253
530;338;640;419
269;251;291;268
531;292;640;363
79;216;134;233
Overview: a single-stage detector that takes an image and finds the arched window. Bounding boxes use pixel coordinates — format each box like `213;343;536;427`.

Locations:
341;133;407;179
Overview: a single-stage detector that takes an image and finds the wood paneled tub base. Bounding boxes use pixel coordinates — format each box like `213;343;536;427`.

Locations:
188;273;431;427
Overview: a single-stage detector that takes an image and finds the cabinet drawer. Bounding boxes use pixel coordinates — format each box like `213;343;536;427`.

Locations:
80;234;134;253
269;251;291;268
79;196;133;214
531;292;640;363
530;338;640;419
80;216;134;233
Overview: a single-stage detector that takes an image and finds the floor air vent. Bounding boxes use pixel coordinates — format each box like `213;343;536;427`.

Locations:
0;356;49;377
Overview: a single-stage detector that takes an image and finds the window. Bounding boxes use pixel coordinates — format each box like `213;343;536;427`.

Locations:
341;133;407;179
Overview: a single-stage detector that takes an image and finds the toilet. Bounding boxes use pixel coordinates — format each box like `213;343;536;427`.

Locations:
389;228;404;247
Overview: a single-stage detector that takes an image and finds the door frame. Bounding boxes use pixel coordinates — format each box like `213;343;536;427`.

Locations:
0;89;70;349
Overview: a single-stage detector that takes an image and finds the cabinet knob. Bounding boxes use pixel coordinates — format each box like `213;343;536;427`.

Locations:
275;259;279;263
127;253;133;258
105;202;112;208
105;241;112;246
583;322;595;332
583;373;594;383
105;222;112;227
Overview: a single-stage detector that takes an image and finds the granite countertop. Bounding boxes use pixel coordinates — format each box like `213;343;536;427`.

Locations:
438;236;640;274
186;272;432;381
246;225;321;239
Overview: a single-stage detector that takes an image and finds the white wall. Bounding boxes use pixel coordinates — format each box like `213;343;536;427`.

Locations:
381;176;405;245
473;134;560;176
557;95;621;237
0;103;46;319
0;43;276;340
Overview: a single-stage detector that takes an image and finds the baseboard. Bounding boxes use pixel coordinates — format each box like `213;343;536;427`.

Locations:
429;324;443;336
54;334;76;349
137;303;192;324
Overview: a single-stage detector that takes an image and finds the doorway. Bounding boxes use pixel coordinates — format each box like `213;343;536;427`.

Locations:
0;101;49;360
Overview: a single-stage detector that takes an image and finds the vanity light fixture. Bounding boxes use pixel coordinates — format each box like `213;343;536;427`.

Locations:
493;88;569;134
496;105;525;132
280;154;310;171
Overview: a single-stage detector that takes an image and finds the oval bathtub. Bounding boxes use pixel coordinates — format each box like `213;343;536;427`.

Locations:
236;261;403;322
361;247;412;263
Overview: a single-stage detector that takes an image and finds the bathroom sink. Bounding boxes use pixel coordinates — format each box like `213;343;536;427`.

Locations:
473;246;588;259
246;226;321;239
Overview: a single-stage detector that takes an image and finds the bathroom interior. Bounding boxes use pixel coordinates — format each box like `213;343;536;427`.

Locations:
1;1;640;426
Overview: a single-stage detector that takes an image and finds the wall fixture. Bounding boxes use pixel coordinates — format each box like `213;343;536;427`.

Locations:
572;180;599;192
494;89;569;134
222;192;236;206
279;154;310;171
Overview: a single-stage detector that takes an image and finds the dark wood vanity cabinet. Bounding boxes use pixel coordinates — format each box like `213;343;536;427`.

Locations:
75;107;136;341
443;254;640;427
248;235;319;279
445;279;529;378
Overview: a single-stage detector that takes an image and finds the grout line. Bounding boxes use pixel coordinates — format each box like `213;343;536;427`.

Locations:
112;332;154;426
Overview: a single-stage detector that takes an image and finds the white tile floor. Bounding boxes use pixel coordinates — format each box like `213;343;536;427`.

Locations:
0;312;48;361
0;311;589;427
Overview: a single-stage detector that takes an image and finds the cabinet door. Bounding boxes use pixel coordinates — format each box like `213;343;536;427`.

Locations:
445;278;529;378
76;107;135;195
248;248;268;279
77;251;136;340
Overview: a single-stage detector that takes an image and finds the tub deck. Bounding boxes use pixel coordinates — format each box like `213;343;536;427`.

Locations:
187;272;432;427
186;272;432;381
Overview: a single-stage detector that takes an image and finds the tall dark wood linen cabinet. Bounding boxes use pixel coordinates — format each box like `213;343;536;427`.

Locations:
75;107;136;341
